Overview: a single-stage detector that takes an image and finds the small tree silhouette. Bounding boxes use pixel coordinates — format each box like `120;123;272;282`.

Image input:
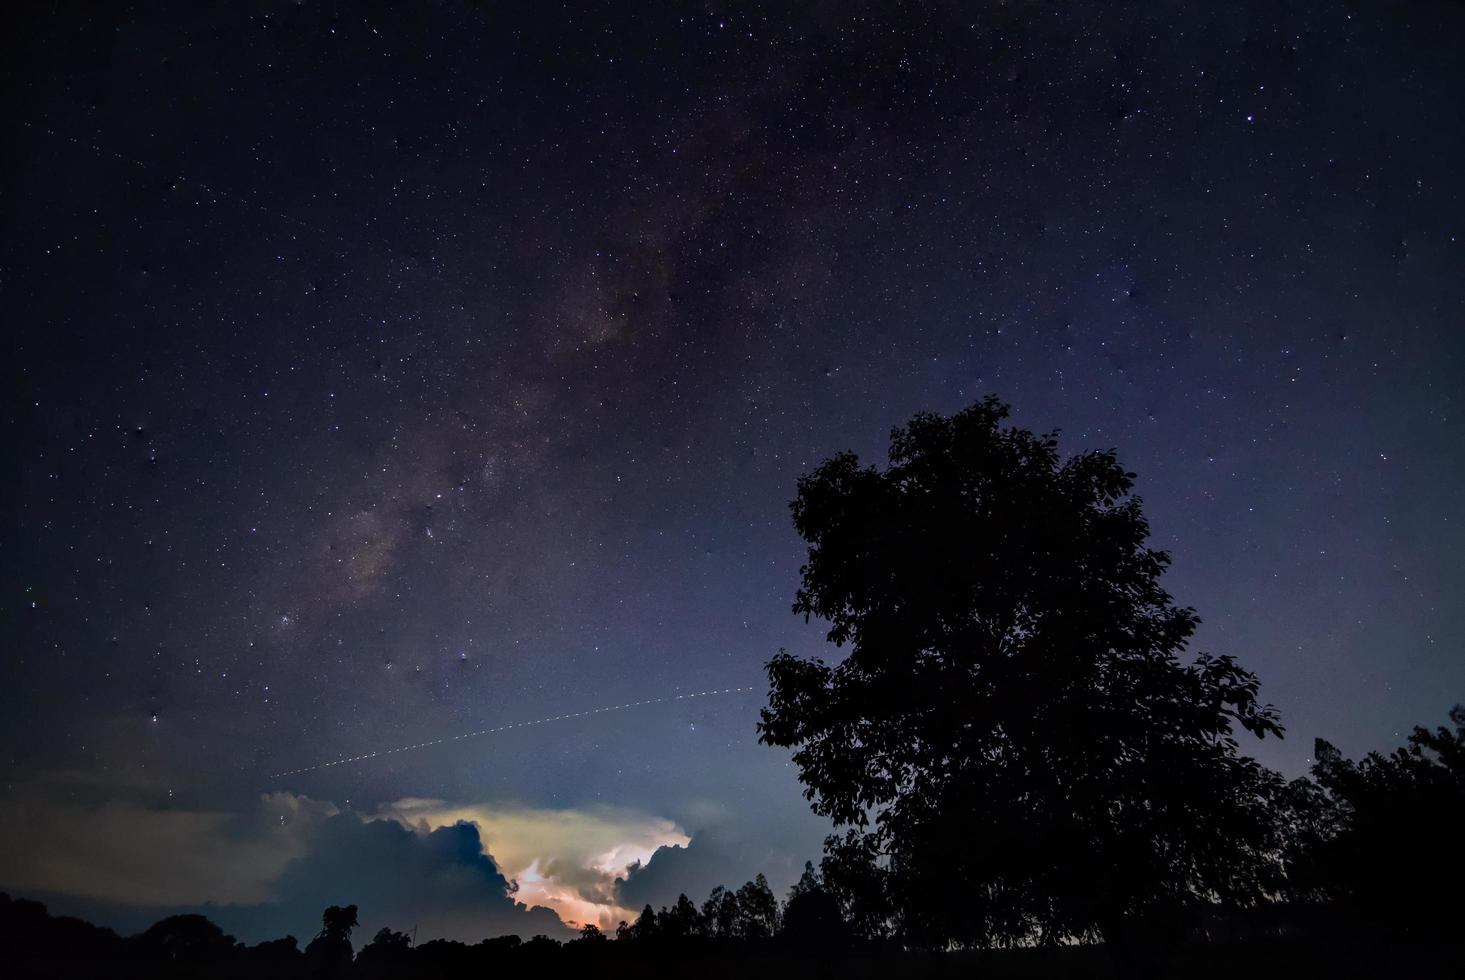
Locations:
319;904;358;942
366;926;410;950
785;861;822;903
304;904;358;975
734;874;779;940
701;885;738;938
661;894;701;939
355;926;411;976
629;904;659;942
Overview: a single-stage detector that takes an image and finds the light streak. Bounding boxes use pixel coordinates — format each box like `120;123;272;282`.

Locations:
269;686;760;779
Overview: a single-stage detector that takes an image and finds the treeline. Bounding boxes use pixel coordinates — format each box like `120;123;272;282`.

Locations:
0;868;843;980
2;706;1461;978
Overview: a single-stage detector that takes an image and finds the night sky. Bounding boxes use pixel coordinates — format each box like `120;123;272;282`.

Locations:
3;0;1463;945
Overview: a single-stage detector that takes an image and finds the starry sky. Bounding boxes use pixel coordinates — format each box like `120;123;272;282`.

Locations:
3;0;1463;945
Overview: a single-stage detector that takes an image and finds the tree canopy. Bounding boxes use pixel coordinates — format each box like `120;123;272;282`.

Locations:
1282;705;1465;935
758;397;1286;948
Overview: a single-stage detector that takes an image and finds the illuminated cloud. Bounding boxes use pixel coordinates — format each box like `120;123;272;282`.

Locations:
377;798;689;929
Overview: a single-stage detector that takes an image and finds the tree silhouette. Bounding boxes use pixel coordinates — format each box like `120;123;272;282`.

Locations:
1284;705;1465;935
701;885;738;938
304;904;358;975
819;829;893;941
758;397;1286;951
414;937;473;974
661;894;701;939
478;933;522;955
734;874;779;940
784;861;822;903
366;926;411;951
1274;773;1346;908
629;904;659;942
319;904;359;943
0;893;123;972
781;862;847;946
519;933;563;961
240;934;302;969
134;914;238;965
355;926;412;976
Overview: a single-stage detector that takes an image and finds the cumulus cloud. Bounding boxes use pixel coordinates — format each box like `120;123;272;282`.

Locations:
376;798;688;929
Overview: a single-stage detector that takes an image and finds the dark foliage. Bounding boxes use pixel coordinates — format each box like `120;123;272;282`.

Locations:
1280;705;1465;935
2;887;1460;980
758;397;1287;948
781;863;847;947
304;903;358;976
734;873;781;940
135;914;239;965
701;884;738;938
0;893;120;975
355;927;412;977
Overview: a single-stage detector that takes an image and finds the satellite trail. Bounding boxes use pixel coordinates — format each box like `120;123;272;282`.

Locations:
269;686;760;779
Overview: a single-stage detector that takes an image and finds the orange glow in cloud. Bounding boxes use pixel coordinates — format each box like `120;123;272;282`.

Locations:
512;859;633;930
376;799;689;931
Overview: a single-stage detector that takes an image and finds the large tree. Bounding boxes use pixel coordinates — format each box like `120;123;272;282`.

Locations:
758;397;1285;949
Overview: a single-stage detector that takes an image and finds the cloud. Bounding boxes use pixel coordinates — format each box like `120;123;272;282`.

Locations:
376;798;688;929
614;821;811;912
0;787;694;941
0;790;332;907
223;813;567;944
